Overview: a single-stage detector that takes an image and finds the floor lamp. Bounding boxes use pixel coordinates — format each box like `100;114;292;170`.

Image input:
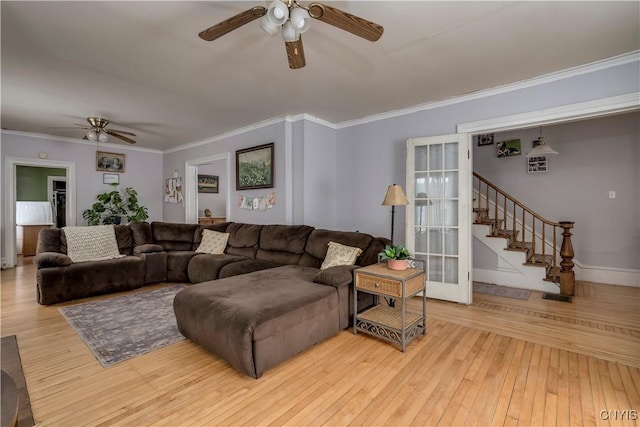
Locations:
382;184;409;245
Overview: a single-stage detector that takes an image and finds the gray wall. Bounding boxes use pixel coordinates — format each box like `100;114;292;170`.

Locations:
474;112;639;269
334;60;639;263
162;122;287;224
1;133;163;261
2;56;638;274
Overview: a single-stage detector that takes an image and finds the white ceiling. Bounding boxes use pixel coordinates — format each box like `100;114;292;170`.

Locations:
2;1;638;151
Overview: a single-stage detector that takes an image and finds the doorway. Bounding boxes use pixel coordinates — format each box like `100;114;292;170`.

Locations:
4;157;76;269
184;153;231;224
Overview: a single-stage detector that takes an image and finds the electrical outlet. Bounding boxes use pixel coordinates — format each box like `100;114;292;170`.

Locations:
609;191;616;199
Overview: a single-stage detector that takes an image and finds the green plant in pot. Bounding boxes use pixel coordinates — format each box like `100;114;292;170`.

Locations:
379;244;411;271
82;184;149;226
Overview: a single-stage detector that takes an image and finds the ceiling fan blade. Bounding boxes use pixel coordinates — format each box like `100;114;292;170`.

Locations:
308;3;383;42
285;38;306;69
108;128;137;137
105;130;136;144
198;6;266;42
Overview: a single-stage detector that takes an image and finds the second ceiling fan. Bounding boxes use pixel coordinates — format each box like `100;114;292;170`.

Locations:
198;0;384;69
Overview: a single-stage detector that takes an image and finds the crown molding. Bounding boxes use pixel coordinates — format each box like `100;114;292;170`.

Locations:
335;50;640;130
164;113;336;154
457;92;640;134
0;129;163;153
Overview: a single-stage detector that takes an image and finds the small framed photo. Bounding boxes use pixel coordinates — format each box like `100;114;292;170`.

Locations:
477;133;494;146
103;173;119;184
496;139;522;158
96;151;125;173
198;174;219;193
527;156;548;173
236;143;274;190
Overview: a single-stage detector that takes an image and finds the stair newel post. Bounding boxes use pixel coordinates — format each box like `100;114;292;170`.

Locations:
559;221;576;296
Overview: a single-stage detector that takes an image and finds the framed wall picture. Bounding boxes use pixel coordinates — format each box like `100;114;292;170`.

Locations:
103;173;119;184
236;143;274;190
527;156;548;173
96;151;125;173
477;133;494;146
198;174;219;193
496;139;522;158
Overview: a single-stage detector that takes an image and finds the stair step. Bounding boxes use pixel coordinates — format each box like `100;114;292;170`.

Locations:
488;229;519;240
544;266;561;283
527;254;554;266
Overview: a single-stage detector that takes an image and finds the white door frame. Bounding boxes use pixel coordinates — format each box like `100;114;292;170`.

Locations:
406;133;471;304
457;92;638;299
184;153;231;224
4;157;76;268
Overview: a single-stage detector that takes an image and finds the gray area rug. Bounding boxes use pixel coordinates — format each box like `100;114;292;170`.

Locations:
1;335;35;427
473;282;531;300
59;285;186;367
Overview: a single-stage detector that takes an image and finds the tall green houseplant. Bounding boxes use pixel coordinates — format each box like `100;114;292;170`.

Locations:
82;184;149;225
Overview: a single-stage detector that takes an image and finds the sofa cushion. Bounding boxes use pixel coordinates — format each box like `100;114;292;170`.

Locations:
320;242;363;270
259;225;313;254
36;228;62;254
225;223;262;258
193;223;230;247
114;225;134;255
218;259;281;279
62;225;125;263
152;222;199;251
34;252;73;268
133;244;164;255
166;251;199;282
187;253;244;283
129;221;153;246
196;230;229;255
313;265;359;287
300;229;372;268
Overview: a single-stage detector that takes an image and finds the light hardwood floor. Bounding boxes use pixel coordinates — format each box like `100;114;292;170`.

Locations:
1;264;639;426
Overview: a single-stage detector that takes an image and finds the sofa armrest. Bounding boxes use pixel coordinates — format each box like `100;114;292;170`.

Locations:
34;252;72;268
312;265;359;288
133;244;165;255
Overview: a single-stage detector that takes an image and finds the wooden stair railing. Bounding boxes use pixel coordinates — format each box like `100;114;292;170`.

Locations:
473;172;575;296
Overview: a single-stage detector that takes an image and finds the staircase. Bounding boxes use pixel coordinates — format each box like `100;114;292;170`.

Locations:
473;172;575;297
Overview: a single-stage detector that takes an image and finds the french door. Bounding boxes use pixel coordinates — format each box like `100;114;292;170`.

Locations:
406;134;471;304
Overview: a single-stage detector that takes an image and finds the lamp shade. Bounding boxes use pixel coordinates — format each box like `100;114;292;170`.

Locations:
281;21;299;42
290;7;310;33
526;138;558;158
266;0;289;26
86;131;98;141
382;184;409;206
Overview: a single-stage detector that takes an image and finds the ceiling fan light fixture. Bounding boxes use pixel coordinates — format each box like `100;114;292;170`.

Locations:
260;15;280;35
290;7;310;32
86;130;98;142
281;21;299;42
266;0;289;26
98;132;109;143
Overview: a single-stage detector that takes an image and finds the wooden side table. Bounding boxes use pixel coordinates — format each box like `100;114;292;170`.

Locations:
353;263;426;352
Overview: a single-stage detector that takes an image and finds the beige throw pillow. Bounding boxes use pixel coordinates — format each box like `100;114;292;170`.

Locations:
196;229;229;255
320;241;363;270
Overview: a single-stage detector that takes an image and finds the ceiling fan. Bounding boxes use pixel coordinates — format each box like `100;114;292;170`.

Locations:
64;117;137;144
198;0;384;69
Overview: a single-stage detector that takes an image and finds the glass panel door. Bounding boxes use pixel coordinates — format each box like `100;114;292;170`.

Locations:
406;134;471;304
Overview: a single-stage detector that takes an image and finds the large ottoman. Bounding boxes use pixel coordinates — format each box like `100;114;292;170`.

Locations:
173;265;340;378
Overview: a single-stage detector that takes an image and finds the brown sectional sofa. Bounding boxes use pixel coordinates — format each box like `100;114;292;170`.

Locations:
35;221;389;377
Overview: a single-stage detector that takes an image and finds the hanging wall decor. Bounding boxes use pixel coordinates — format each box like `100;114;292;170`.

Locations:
496;139;522;158
477;133;494;146
236;143;274;190
164;175;183;204
527;156;548;173
238;192;276;211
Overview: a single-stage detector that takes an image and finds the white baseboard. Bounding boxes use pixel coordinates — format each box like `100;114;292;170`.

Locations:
574;264;640;287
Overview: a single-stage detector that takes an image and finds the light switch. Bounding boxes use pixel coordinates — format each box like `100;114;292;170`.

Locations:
609;191;616;199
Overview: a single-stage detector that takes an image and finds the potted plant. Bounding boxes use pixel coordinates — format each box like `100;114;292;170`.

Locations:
82;184;149;226
379;244;411;270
